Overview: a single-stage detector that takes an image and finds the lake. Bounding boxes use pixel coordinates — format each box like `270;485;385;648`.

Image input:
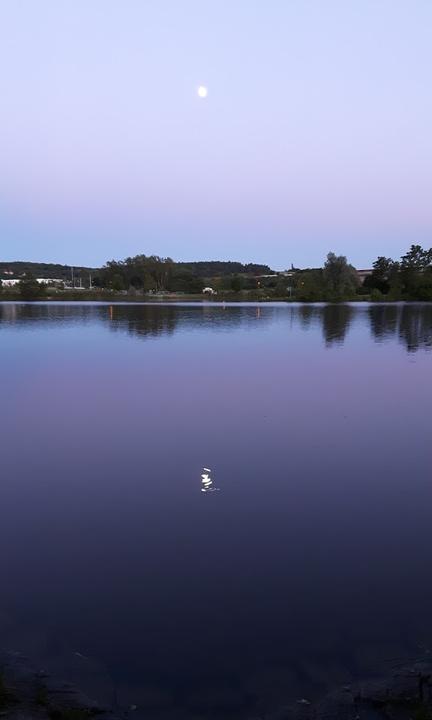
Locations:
1;301;432;719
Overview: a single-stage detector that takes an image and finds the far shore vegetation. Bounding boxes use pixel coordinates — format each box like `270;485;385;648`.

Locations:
1;244;432;302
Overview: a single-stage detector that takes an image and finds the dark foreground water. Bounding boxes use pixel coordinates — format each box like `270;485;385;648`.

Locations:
1;302;432;718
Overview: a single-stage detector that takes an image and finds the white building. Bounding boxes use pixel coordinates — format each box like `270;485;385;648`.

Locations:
1;277;65;287
36;278;65;286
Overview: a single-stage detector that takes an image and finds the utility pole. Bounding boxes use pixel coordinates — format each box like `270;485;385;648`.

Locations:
71;267;74;288
89;273;92;289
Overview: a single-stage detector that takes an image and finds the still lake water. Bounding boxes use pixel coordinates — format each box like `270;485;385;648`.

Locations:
1;301;432;718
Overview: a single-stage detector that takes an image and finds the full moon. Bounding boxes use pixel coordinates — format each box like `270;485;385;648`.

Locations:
197;85;208;99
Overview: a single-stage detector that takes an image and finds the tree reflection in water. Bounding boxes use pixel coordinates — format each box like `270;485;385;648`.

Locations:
321;304;354;346
0;301;432;352
369;303;432;352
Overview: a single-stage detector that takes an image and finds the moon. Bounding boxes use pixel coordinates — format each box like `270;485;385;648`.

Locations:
197;85;208;99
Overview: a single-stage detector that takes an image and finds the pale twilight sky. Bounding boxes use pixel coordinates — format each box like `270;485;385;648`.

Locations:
0;0;431;269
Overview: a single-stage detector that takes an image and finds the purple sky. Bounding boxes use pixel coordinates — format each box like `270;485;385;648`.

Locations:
1;0;431;269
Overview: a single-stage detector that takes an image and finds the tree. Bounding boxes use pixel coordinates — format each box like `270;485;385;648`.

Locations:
364;256;398;294
18;275;46;299
111;274;126;292
323;252;359;300
167;269;204;293
400;244;432;270
177;261;274;278
100;255;175;293
294;270;325;301
275;277;291;297
231;275;244;292
399;245;432;299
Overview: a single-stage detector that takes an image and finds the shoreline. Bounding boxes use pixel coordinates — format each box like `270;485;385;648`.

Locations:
1;293;431;305
2;649;432;720
0;651;122;720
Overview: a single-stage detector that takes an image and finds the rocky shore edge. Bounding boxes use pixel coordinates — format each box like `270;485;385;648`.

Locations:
0;651;123;720
263;658;432;720
1;650;432;719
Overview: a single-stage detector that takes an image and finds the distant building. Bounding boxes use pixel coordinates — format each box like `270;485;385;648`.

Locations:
36;278;65;286
1;277;65;287
357;269;373;284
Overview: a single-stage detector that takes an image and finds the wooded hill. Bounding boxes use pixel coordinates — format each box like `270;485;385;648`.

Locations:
0;261;97;280
0;259;274;282
176;261;274;277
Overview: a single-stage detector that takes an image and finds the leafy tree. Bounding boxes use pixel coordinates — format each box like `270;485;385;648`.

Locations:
111;274;126;292
370;288;384;302
295;270;325;301
100;254;174;292
231;275;244;292
399;244;432;299
167;269;204;293
364;245;432;300
323;252;359;300
364;256;397;294
18;275;46;299
275;277;291;297
129;274;143;290
142;272;156;292
400;244;432;270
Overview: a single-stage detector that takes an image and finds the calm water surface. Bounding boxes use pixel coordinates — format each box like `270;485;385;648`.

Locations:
1;302;432;718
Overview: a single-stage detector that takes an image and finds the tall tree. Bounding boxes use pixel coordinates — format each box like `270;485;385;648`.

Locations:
323;252;359;300
399;245;432;299
365;256;399;294
400;244;432;270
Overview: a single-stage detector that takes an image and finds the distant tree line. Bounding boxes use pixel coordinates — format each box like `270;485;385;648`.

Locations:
96;255;274;294
176;261;273;278
291;245;432;302
1;245;432;301
363;245;432;301
0;257;275;297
